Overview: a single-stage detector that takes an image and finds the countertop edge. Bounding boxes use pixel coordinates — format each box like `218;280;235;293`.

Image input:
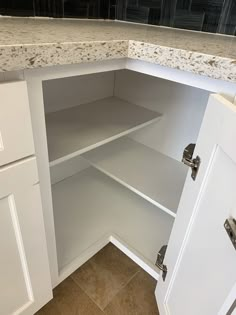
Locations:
0;38;235;83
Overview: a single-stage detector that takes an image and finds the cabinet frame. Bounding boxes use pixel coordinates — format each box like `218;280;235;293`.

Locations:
3;58;234;288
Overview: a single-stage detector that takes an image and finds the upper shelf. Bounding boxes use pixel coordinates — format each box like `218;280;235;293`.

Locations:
82;138;188;217
46;97;161;166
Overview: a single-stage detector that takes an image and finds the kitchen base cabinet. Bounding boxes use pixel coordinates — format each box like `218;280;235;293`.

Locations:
38;68;210;282
0;157;52;315
21;60;236;314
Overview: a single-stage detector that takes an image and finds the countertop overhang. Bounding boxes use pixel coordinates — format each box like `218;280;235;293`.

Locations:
0;17;236;82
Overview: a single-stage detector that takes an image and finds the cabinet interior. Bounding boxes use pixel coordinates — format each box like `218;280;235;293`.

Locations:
42;69;210;277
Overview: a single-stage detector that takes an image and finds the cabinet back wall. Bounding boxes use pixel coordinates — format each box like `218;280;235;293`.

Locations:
0;0;235;35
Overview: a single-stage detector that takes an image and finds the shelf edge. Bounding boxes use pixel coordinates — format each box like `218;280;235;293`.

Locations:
49;115;162;167
85;161;177;219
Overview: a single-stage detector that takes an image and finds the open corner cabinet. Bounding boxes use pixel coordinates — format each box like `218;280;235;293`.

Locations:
39;68;211;285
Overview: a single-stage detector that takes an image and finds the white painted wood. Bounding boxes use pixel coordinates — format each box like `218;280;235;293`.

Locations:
43;71;114;113
25;59;127;81
0;72;5;82
22;60;236;294
115;69;209;161
57;234;111;286
0;81;35;166
110;234;160;280
58;233;160;287
0;157;52;314
50;155;89;185
25;59;236;98
218;283;236;315
125;59;236;99
3;71;25;82
52;167;173;275
46;97;161;166
156;95;236;315
24;75;59;288
83;137;187;217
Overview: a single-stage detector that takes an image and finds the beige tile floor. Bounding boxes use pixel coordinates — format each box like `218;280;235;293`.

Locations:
36;243;159;315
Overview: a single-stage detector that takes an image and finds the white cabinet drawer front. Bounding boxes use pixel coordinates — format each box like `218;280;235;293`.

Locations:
0;157;38;198
0;81;35;166
0;158;52;315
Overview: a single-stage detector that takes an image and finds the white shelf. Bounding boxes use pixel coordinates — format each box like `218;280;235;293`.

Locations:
82;138;188;217
46;97;161;166
52;167;173;272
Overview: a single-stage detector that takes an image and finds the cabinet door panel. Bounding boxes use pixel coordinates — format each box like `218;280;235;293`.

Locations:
0;195;32;315
0;81;35;166
0;158;52;315
156;94;236;315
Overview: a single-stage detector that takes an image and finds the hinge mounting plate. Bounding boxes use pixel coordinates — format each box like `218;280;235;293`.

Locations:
155;245;168;281
224;218;236;250
182;143;201;180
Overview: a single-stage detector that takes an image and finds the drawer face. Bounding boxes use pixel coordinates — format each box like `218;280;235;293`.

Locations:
0;157;39;197
0;81;35;166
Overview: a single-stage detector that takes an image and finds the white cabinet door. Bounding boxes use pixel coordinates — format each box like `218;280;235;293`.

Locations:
0;157;52;315
0;81;35;166
156;94;236;315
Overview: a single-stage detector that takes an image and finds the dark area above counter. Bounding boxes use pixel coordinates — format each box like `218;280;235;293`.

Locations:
0;0;235;35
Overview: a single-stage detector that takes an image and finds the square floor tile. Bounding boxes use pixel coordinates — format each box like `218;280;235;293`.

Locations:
71;243;140;310
104;270;159;315
36;300;62;315
36;277;104;315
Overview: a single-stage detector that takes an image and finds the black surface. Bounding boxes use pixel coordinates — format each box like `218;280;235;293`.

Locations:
0;0;235;35
0;0;34;16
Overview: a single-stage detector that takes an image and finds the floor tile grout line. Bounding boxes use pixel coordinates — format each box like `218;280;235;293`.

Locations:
104;269;141;311
70;268;141;312
103;269;141;310
68;244;142;312
69;275;106;313
119;269;141;292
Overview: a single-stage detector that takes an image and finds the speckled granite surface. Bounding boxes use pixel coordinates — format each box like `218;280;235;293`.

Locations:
0;17;236;82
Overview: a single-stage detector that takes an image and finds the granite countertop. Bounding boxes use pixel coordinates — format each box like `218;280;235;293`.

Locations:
0;17;236;82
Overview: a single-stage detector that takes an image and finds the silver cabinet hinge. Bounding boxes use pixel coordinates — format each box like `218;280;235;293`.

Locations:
156;245;168;281
224;218;236;250
182;143;201;181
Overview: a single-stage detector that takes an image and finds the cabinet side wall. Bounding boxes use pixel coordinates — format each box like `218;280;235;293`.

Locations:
43;71;115;184
114;69;210;161
42;71;115;113
50;156;90;185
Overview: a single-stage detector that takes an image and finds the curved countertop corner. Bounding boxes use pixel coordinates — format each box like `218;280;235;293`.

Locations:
0;17;235;82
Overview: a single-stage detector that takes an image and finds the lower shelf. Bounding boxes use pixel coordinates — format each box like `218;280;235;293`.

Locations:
52;167;174;274
82;138;188;217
